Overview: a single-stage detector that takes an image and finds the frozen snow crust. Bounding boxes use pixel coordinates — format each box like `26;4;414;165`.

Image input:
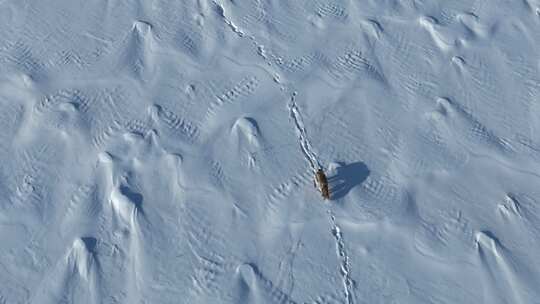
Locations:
1;0;540;303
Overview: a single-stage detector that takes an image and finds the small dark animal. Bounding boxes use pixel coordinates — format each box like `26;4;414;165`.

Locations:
315;169;330;200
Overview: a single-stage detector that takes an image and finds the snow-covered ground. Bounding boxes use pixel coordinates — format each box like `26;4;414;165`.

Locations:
1;0;540;303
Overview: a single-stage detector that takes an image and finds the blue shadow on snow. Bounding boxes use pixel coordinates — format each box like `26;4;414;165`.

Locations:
328;161;370;200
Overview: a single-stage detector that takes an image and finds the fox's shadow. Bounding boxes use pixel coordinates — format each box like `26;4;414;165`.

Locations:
328;162;370;200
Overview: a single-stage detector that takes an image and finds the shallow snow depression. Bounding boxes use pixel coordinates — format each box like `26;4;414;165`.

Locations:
1;0;540;303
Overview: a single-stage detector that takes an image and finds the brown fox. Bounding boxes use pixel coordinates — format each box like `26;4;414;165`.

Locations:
315;169;330;200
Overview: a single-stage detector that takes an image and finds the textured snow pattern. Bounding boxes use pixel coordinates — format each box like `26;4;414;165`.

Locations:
1;0;540;303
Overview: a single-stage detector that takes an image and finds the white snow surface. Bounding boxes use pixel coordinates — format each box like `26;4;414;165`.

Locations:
1;1;540;303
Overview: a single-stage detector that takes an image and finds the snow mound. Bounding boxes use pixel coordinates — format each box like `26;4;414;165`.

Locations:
2;1;540;303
